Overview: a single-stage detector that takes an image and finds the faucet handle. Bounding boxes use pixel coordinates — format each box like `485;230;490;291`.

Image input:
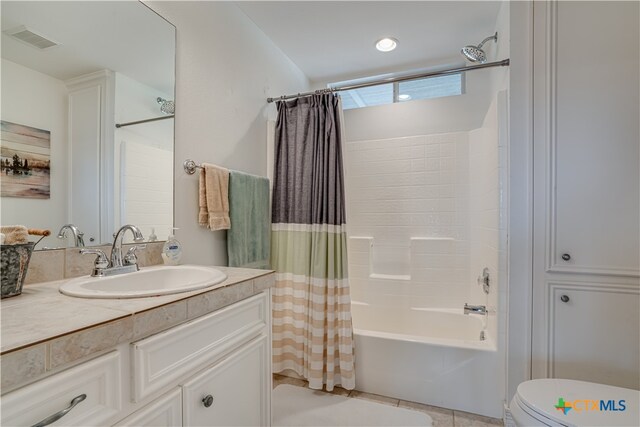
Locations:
124;245;146;266
80;249;109;269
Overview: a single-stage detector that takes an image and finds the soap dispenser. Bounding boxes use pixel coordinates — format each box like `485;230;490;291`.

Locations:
162;228;182;265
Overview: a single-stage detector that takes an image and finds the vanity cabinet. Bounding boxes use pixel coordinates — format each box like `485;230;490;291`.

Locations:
127;291;270;426
182;335;269;426
120;334;269;427
0;290;272;427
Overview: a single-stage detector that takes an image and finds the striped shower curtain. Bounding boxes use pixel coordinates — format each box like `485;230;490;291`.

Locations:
271;93;355;391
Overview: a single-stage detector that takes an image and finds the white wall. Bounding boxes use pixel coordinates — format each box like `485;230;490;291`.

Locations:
145;1;309;265
0;59;68;248
506;0;533;403
489;3;510;409
490;1;510;97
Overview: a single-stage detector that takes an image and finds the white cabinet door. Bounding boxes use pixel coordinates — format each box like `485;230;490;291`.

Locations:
532;1;640;385
67;84;102;243
549;283;640;389
66;71;115;244
182;335;270;427
115;388;182;427
534;1;640;277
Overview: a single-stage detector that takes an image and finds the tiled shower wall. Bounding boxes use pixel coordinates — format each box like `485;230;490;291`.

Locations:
469;96;503;310
344;93;506;312
345;132;471;308
468;92;509;345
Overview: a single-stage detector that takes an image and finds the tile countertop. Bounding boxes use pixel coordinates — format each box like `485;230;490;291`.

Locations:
0;266;274;355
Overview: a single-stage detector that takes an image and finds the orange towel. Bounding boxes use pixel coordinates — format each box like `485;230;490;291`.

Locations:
198;163;231;230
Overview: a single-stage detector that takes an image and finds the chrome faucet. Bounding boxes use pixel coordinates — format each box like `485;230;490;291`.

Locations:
57;224;85;247
464;303;487;315
110;224;145;268
80;224;145;277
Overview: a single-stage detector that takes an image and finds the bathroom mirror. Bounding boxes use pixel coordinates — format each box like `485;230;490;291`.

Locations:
0;1;175;249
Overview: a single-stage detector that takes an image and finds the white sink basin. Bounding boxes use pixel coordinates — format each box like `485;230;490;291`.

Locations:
59;265;228;299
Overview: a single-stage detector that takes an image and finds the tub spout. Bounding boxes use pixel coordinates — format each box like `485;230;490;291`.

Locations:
464;303;486;315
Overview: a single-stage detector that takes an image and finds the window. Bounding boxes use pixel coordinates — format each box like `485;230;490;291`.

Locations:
335;73;463;110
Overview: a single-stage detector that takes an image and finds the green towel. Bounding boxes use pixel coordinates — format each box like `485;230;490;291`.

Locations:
227;171;271;269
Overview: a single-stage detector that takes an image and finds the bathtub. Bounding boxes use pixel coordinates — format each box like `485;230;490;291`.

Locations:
351;302;503;418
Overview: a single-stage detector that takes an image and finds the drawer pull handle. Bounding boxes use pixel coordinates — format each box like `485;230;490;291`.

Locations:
202;394;214;408
560;295;570;303
31;394;86;427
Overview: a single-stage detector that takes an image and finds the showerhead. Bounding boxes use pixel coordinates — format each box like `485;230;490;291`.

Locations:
461;32;498;64
157;97;175;115
461;45;487;63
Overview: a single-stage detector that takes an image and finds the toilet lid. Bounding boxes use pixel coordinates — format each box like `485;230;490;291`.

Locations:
516;379;639;427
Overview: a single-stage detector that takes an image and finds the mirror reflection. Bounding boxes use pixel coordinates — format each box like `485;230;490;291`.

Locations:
0;1;175;250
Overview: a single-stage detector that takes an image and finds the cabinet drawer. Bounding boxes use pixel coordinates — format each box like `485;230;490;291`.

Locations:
132;292;267;401
1;351;121;426
115;388;182;427
182;334;269;427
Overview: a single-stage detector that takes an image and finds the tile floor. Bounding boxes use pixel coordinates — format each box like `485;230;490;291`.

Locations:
273;374;503;427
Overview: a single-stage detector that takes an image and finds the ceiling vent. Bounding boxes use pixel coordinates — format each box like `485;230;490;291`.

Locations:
3;25;59;50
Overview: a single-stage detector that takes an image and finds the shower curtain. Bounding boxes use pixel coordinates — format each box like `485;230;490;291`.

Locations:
271;93;355;391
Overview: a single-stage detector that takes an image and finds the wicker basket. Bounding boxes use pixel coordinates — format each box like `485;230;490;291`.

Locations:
1;243;35;299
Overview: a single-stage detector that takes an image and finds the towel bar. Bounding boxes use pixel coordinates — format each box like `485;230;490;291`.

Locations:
183;159;203;175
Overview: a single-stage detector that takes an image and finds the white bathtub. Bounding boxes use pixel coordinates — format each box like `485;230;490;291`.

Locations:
351;302;503;418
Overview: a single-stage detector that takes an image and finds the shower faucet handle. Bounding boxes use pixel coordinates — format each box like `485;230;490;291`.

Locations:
477;267;490;294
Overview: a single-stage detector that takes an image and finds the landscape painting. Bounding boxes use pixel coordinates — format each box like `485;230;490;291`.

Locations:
1;121;51;199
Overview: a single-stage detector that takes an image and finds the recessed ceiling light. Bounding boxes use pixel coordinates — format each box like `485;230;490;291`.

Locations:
375;37;398;52
398;94;411;101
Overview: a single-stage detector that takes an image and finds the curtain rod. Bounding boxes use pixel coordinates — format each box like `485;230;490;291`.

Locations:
115;115;175;128
267;59;510;103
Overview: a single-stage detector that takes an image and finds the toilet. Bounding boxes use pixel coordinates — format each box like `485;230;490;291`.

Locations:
509;379;639;426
